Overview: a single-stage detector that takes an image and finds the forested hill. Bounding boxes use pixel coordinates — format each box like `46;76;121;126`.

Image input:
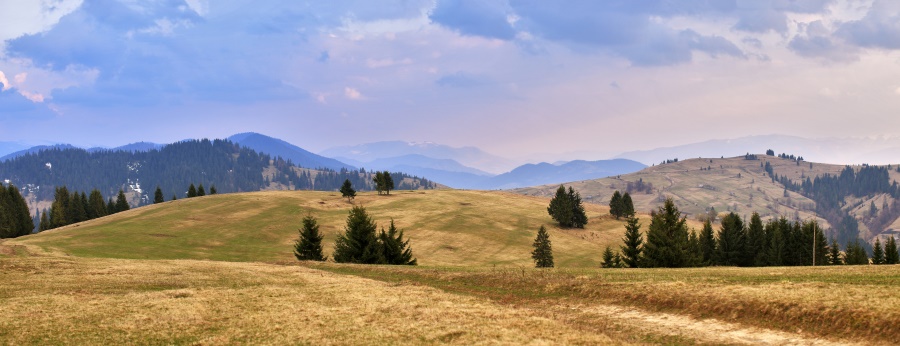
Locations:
0;139;435;210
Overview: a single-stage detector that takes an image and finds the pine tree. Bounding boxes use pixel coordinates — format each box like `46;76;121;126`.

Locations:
765;218;786;266
699;220;716;265
106;198;116;216
872;237;885;265
333;205;383;264
294;215;326;261
609;191;623;219
380;219;417;265
884;236;899;264
567;187;588;228
50;187;70;228
531;225;554;268
340;179;356;202
39;209;50;232
715;212;745;266
686;229;703;267
154;186;164;203
382;171;394;195
828;239;843;265
197;184;206;196
187;184;197;198
209;185;217;194
621;192;635;218
844;240;869;265
88;189;107;219
548;185;573;227
601;246;620;268
620;216;642;268
115;190;130;213
641;198;691;268
0;183;33;238
373;172;384;194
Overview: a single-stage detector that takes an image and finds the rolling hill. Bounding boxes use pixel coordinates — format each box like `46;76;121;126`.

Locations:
8;189;670;267
513;154;900;246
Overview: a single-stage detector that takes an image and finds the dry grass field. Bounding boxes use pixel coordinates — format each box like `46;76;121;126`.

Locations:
3;189;899;344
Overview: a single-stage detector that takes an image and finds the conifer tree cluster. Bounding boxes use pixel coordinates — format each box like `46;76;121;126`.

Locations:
547;185;588;228
609;190;635;219
0;183;33;238
373;171;395;195
330;206;416;265
37;186;129;232
531;225;554;268
598;198;876;268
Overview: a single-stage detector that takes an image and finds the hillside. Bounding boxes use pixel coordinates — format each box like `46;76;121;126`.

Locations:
229;132;353;171
514;154;900;244
8;190;658;267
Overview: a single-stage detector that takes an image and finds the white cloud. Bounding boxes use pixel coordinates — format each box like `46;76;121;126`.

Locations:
14;72;26;84
344;87;362;100
0;0;82;41
20;90;45;103
0;70;9;90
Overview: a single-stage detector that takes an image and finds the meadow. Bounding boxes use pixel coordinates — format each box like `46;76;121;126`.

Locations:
2;189;898;344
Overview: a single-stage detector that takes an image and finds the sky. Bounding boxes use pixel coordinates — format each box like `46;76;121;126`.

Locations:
1;0;900;160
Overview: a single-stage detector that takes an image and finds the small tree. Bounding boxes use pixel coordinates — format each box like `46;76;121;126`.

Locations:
379;219;417;265
828;239;843;265
601;246;621;268
294;215;326;261
382;171;394;195
620;216;642;268
531;225;554;268
209;185;217;195
115;190;130;213
154;186;164;204
885;236;899;264
621;192;635;218
197;184;206;197
547;185;587;228
872;237;885;265
333;206;383;264
340;179;356;202
187;184;197;198
609;191;623;219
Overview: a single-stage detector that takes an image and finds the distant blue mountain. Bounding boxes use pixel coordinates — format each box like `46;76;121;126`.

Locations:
228;132;353;171
0;144;79;162
0;142;30;159
474;159;647;190
112;142;164;152
320;141;517;174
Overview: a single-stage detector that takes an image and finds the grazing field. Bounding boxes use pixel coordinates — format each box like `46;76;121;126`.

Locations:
8;190;641;267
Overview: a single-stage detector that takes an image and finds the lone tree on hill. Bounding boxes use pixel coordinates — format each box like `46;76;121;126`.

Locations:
531;225;554;268
154;186;164;204
115;190;130;213
609;191;623;219
340;179;356;202
294;215;327;261
547;185;587;228
884;236;899;264
333;206;383;264
641;198;691;268
380;219;417;265
620;216;642;268
373;171;395;195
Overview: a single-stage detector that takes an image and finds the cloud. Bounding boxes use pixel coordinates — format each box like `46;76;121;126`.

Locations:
0;88;55;119
788;20;859;62
835;0;900;50
429;0;517;40
344;87;363;100
0;71;9;90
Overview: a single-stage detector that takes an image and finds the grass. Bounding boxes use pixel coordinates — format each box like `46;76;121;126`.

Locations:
9;189;632;267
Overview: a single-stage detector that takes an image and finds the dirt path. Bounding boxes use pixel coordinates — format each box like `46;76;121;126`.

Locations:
556;302;861;345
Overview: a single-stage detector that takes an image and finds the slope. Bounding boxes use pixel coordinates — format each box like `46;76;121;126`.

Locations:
9;190;639;267
229;132;352;171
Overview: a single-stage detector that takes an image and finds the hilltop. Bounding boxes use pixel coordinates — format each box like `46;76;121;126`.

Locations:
514;154;900;244
10;189;660;267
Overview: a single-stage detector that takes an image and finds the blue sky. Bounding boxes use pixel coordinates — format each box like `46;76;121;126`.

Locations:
1;0;900;159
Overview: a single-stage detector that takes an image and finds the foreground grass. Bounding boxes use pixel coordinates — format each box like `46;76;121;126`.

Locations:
0;256;617;345
311;262;900;344
10;190;630;267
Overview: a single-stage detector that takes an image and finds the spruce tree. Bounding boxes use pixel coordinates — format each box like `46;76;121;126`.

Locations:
531;225;554;268
154;186;164;204
699;220;716;265
50;187;70;228
115;190;130;212
601;246;619;268
828;239;843;265
39;209;50;232
340;179;356;202
765;218;786;266
333;205;383;264
197;184;206;197
621;192;635;218
567;187;588;228
548;185;573;227
88;189;107;219
106;198;116;216
609;191;623;219
380;219;417;265
187;184;197;198
872;237;885;265
641;198;691;268
844;240;869;265
620;216;642;268
745;212;766;266
294;215;326;261
686;229;703;267
715;212;746;266
209;185;217;195
884;236;899;264
0;183;33;238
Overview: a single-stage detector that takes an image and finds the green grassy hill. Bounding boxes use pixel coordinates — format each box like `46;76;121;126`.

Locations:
10;190;647;267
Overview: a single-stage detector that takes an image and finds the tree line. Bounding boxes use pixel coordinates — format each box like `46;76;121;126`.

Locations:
37;186;130;232
0;183;32;238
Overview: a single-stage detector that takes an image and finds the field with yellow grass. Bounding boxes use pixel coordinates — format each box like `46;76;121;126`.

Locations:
2;189;899;345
